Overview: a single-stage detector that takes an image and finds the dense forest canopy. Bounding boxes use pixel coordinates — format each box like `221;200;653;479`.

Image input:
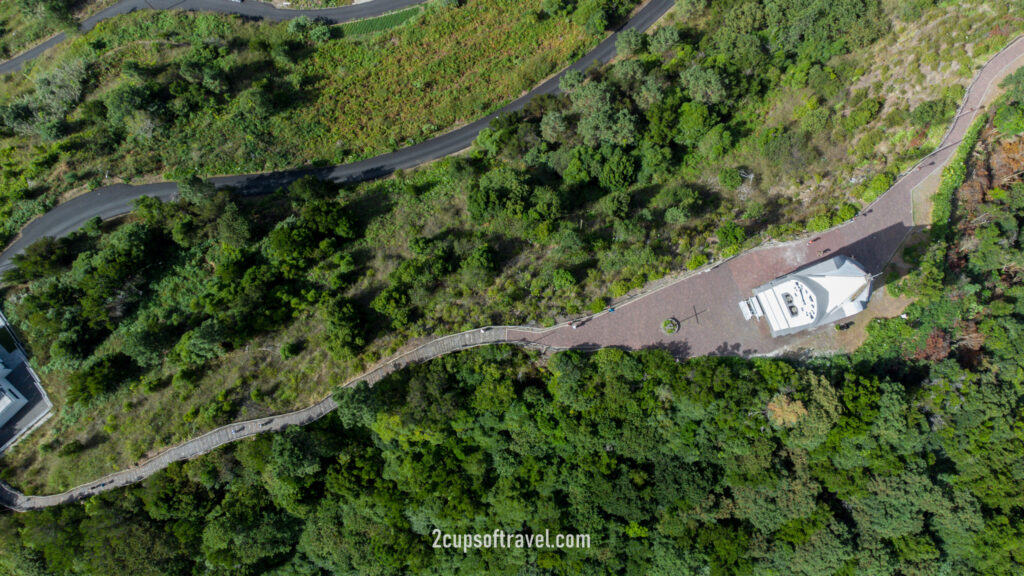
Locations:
1;319;1022;575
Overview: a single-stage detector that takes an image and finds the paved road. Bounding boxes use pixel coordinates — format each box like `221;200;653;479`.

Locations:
0;0;675;272
0;0;428;75
2;19;1021;513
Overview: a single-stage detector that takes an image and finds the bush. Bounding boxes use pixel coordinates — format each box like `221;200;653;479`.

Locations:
842;97;882;132
799;107;830;134
676;0;708;18
616;29;644;56
835;202;859;223
280;339;305;360
67;354;136;404
857;172;895;203
806;213;832;232
716;221;745;248
649;26;680;54
686;252;708;270
910;98;950;126
57;440;85;457
995;104;1024;136
661;318;679;334
851;128;883;159
718;167;743;190
541;0;569;16
742;201;765;221
932;115;987;242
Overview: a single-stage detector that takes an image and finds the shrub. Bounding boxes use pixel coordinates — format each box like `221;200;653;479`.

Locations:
616;29;644;57
842;97;882;132
57;440;85;457
799;108;830;134
851;128;884;159
661;318;679;334
931;115;987;242
280;339;305;360
686;252;708;270
649;26;680;55
67;354;137;404
676;0;708;18
806;213;832;232
994;104;1024;136
541;0;569;16
716;221;745;247
910;98;950;126
858;172;894;203
718;167;743;190
742;201;765;221
835;202;859;223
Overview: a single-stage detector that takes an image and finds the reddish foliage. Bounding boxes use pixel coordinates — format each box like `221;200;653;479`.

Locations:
914;329;951;361
955;320;985;368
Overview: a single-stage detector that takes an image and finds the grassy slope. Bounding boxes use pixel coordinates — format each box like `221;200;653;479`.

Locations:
665;0;1019;230
0;2;602;494
0;0;116;59
0;1;594;247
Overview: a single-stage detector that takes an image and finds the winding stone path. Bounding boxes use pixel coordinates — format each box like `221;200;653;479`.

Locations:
2;21;1023;513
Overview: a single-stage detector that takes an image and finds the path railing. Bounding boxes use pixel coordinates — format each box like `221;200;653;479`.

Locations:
0;324;566;511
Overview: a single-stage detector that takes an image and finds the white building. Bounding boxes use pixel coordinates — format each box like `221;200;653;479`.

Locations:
739;255;872;337
0;361;27;429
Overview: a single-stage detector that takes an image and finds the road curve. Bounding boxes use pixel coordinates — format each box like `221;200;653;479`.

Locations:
2;29;1024;509
0;0;428;75
0;0;675;272
4;17;1020;512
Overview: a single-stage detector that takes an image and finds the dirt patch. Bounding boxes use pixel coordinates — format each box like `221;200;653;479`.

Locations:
989;135;1024;187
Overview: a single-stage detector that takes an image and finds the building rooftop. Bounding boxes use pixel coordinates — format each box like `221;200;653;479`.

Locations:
740;255;872;337
0;361;27;429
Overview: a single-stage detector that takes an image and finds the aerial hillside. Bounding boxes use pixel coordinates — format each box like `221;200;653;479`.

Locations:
0;2;1022;574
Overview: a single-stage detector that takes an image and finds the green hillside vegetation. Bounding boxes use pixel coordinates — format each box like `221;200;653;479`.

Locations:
0;3;1023;574
5;65;1024;576
0;0;1004;492
0;0;619;245
3;308;1024;575
0;0;93;59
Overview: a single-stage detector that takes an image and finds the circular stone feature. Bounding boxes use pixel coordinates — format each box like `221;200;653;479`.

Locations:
661;318;680;335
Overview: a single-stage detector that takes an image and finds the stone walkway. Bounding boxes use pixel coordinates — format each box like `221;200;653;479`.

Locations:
2;33;1023;513
510;35;1024;357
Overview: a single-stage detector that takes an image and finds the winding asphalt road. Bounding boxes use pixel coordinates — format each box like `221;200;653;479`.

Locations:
0;0;675;272
3;10;1021;510
0;0;427;75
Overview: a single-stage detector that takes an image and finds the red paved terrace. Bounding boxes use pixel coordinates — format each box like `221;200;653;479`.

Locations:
509;35;1024;358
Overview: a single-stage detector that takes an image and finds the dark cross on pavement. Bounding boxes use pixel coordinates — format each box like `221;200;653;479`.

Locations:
679;305;708;326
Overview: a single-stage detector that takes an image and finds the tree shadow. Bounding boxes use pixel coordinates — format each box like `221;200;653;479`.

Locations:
651;339;692;361
709;341;759;358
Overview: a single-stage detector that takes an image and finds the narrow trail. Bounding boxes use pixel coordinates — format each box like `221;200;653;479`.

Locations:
0;326;554;511
1;21;1022;513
